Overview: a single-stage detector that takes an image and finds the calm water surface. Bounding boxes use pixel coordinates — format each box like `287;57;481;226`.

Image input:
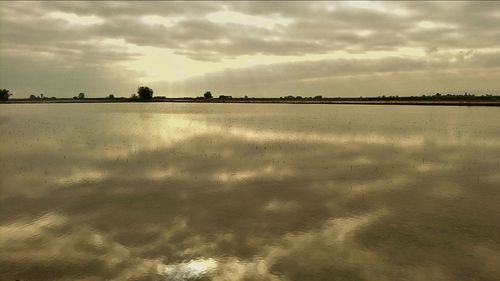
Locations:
1;103;500;281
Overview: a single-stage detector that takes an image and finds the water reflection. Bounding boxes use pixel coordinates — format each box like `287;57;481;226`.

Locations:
1;104;500;280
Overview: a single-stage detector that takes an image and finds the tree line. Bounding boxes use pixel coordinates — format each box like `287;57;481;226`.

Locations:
0;87;215;101
1;87;500;102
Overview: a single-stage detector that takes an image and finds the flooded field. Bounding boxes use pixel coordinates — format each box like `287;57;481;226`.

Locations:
1;103;500;281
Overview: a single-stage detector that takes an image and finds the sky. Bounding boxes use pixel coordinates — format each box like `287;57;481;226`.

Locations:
1;1;500;98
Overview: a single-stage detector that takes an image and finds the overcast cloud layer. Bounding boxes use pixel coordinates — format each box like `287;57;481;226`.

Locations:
1;1;500;98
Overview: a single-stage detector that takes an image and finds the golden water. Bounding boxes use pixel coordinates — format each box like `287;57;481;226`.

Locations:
1;103;500;280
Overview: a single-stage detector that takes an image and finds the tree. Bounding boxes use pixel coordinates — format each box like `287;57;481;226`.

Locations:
0;89;11;101
137;86;153;99
108;94;114;99
204;91;213;99
29;94;37;100
78;92;85;99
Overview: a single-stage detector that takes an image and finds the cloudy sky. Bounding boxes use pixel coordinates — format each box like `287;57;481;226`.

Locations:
1;1;500;98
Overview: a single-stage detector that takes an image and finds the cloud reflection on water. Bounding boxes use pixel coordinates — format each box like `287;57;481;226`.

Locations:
1;104;500;280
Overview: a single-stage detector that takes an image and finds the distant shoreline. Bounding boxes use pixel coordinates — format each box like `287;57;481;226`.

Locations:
2;98;500;107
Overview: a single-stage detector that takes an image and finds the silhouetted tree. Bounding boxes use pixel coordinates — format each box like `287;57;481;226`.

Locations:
131;93;138;99
204;91;213;99
29;94;37;100
137;86;153;99
0;89;11;101
78;92;85;99
108;94;114;99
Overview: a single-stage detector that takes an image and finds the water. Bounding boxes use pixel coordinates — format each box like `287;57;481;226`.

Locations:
1;103;500;281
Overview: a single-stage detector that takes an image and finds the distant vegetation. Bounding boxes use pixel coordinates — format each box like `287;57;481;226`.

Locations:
276;92;500;101
369;92;500;101
0;89;11;101
137;86;153;99
72;93;85;99
204;91;213;99
1;87;500;104
30;94;56;100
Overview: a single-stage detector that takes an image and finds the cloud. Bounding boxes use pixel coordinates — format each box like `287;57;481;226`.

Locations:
25;1;500;57
0;52;140;97
160;51;500;97
1;1;500;97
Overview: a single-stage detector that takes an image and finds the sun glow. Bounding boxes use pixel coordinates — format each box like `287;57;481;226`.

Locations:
161;258;218;279
123;46;427;83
